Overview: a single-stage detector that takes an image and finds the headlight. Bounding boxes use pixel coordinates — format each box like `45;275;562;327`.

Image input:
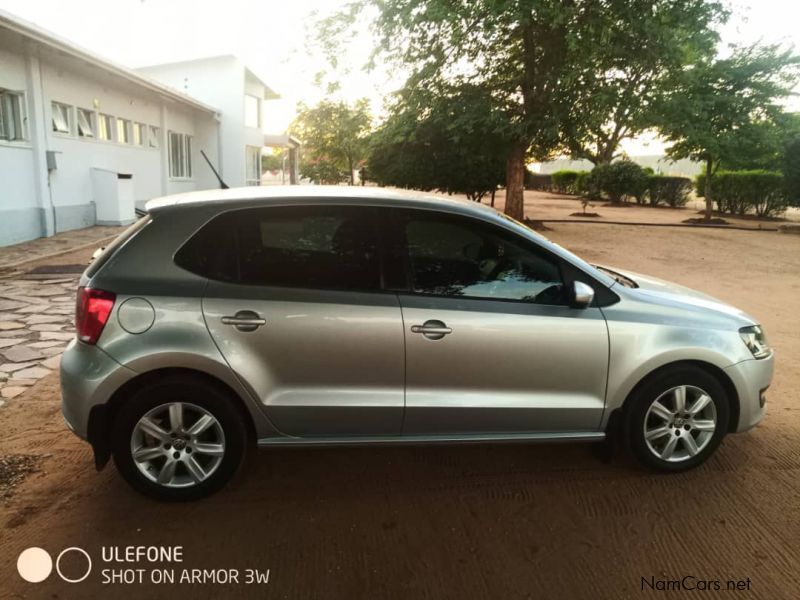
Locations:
739;325;771;359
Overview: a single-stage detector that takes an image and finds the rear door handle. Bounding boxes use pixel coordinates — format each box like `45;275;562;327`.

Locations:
221;310;266;332
411;320;452;340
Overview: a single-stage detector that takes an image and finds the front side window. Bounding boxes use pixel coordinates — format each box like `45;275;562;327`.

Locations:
245;146;261;185
98;114;113;140
77;108;95;138
117;118;130;143
401;212;567;304
168;131;193;178
0;89;25;141
51;101;71;134
175;206;380;291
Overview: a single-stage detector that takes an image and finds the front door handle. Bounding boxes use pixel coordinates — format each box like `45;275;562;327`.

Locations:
411;320;452;340
221;310;266;332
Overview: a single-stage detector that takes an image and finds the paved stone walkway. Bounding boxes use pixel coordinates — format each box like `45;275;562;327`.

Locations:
0;225;123;270
0;276;77;405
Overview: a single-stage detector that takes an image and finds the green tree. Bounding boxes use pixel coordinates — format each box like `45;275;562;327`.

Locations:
324;1;728;220
369;85;509;202
261;149;285;172
561;0;725;165
658;44;800;220
291;99;372;185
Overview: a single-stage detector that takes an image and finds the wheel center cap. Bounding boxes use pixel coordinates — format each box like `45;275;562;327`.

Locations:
173;438;186;450
674;417;685;427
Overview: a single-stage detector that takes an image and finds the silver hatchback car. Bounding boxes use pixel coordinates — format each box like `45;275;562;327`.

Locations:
61;187;773;500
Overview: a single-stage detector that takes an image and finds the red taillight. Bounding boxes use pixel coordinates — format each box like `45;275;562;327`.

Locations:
75;287;116;344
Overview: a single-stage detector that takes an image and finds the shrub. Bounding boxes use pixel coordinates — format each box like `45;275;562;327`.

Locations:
696;170;788;217
525;171;551;191
647;175;692;207
589;161;648;203
551;170;585;194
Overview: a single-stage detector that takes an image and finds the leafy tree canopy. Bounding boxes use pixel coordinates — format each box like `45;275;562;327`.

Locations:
369;84;510;202
291;99;372;185
658;43;800;219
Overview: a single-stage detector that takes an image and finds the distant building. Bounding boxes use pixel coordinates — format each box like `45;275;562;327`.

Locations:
138;56;300;192
0;10;296;246
534;155;702;178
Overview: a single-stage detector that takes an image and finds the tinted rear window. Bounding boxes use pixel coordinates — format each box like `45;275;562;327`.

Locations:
175;205;381;291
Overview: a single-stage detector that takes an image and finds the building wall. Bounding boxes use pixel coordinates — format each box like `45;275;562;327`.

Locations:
138;56;248;187
0;30;221;246
0;40;43;244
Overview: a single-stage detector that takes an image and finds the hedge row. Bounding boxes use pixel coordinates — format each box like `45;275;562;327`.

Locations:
528;163;691;207
695;170;788;217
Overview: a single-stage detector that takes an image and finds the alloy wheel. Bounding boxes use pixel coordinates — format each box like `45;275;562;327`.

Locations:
130;402;226;488
643;385;717;463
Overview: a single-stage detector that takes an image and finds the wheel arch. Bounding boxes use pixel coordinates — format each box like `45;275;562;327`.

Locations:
613;360;740;433
88;367;258;470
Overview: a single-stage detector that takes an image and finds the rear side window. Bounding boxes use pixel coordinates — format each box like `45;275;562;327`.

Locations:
175;205;381;291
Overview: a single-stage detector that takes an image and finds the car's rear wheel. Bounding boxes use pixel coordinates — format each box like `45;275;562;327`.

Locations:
626;366;730;472
111;376;247;501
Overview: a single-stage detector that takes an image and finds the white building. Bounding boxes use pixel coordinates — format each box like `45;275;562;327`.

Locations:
137;56;300;191
0;10;293;247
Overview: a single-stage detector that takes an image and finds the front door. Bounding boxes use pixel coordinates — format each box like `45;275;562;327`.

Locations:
198;204;405;437
390;209;609;434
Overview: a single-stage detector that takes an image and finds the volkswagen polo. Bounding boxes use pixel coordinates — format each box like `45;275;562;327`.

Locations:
60;187;774;500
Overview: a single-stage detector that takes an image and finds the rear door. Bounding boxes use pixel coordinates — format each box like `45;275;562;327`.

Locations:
388;208;610;435
179;204;405;437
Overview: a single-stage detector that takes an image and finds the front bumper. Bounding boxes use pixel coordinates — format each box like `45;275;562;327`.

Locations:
724;352;775;432
60;339;136;439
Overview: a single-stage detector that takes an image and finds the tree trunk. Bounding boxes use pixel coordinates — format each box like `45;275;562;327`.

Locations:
704;157;713;222
490;189;496;207
505;143;526;220
348;155;354;186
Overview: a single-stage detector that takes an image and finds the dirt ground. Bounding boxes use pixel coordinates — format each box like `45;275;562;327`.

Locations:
1;223;799;599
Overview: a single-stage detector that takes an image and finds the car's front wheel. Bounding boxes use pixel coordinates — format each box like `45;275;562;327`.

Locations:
626;366;730;472
111;375;247;501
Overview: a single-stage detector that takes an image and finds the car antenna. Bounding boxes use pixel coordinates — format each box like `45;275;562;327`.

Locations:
201;150;229;189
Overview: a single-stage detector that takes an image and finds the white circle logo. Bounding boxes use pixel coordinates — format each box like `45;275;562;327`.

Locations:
56;547;92;583
17;547;53;583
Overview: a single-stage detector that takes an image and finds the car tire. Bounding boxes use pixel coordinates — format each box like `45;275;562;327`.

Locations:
626;366;730;472
111;375;247;501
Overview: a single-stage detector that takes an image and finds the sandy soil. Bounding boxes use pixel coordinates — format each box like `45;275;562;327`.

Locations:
1;224;799;599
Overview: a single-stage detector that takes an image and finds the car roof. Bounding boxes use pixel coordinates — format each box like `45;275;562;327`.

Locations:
145;185;498;219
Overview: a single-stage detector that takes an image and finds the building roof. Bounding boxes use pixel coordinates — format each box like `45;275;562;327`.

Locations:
137;55;280;100
0;8;219;114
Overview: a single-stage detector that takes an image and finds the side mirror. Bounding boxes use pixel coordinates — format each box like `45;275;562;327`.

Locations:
572;281;595;309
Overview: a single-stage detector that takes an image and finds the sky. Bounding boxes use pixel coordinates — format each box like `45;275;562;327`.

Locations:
1;0;798;149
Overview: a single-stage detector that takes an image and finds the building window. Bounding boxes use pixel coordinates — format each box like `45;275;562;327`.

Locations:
148;125;160;148
245;146;261;186
51;101;71;134
0;89;25;141
244;94;261;128
98;114;113;141
77;108;95;138
168;131;193;179
132;122;145;146
117;118;130;144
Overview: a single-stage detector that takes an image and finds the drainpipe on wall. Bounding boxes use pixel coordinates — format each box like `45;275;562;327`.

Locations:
24;41;55;238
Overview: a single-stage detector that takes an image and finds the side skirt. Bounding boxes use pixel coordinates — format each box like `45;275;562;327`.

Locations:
256;431;605;448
